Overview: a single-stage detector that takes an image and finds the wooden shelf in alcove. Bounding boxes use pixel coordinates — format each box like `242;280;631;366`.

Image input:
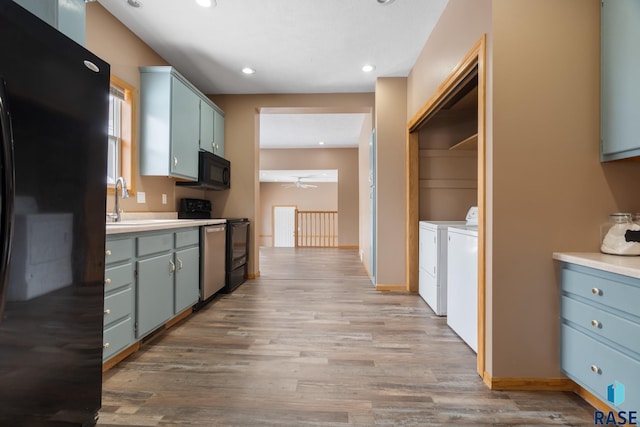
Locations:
449;133;478;151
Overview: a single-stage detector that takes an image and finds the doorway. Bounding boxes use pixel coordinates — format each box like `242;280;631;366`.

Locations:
406;35;486;378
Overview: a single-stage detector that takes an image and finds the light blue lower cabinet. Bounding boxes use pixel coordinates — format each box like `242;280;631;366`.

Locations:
105;228;201;362
103;317;134;361
136;253;174;338
559;263;640;412
174;246;200;314
103;238;135;362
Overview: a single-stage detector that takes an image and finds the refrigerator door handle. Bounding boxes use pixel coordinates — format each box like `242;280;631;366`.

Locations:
0;78;15;322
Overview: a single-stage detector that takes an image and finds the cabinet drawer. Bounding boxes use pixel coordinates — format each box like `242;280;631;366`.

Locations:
104;287;133;327
561;266;640;317
561;296;640;355
561;324;640;411
137;232;173;257
104;263;133;293
103;317;134;361
175;228;199;248
105;238;134;265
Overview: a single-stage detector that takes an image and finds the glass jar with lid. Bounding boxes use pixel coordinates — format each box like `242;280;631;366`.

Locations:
601;212;640;255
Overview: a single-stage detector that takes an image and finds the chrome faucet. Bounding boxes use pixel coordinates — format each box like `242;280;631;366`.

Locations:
108;177;129;222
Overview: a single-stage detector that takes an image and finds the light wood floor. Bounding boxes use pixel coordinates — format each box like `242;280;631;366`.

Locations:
98;247;595;426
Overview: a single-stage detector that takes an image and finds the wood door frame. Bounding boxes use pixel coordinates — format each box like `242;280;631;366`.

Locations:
405;35;487;378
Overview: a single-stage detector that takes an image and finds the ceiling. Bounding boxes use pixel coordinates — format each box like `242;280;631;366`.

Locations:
97;0;449;95
97;0;448;153
260;112;368;149
260;169;338;183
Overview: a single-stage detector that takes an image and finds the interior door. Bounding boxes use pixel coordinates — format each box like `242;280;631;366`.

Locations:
273;206;296;247
369;129;377;286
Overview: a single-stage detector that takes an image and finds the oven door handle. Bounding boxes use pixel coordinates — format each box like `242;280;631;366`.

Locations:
0;77;15;324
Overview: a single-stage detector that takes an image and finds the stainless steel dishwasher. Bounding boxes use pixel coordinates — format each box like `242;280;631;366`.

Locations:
200;223;226;302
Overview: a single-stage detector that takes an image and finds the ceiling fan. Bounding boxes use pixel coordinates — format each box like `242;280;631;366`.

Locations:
282;177;318;189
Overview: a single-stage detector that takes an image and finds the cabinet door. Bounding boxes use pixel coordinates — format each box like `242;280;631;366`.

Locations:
12;0;85;45
601;0;640;161
213;108;225;157
174;246;200;314
170;76;200;179
137;253;174;338
199;100;214;153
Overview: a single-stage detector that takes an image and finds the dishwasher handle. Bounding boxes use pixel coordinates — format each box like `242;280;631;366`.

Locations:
206;225;225;233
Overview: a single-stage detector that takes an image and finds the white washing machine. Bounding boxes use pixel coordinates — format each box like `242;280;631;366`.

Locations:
446;223;478;353
418;207;478;316
418;221;465;315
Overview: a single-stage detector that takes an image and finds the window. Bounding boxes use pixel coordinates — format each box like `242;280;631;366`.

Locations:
107;85;123;185
107;76;135;193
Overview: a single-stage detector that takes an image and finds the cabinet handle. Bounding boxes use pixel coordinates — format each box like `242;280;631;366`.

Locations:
590;365;601;374
105;249;112;257
591;288;602;296
173;156;178;167
105;278;112;285
211;141;215;151
177;258;183;270
104;342;110;349
104;309;111;316
591;320;601;328
169;260;176;273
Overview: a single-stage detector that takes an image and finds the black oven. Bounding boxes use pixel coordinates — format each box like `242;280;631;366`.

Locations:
177;151;230;190
225;218;250;293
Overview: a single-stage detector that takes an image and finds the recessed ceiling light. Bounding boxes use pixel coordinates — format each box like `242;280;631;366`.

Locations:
242;67;256;75
362;64;375;73
127;0;142;7
377;0;396;4
319;141;325;145
196;0;215;7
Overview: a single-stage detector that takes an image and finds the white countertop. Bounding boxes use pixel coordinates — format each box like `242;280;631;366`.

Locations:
553;252;640;280
105;212;226;235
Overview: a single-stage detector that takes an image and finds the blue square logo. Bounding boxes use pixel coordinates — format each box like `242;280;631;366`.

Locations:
607;380;625;406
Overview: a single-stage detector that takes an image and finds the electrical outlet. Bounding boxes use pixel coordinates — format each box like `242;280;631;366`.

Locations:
137;191;146;204
162;194;167;204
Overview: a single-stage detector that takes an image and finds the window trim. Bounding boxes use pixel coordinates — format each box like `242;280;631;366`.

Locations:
107;75;136;195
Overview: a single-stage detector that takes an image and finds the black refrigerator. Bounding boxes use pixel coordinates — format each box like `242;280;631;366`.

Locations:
0;1;110;425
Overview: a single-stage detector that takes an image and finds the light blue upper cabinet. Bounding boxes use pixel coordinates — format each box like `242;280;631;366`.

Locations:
200;100;215;154
213;107;225;157
140;66;225;181
601;0;640;161
170;76;200;179
200;97;225;157
140;67;201;181
12;0;85;45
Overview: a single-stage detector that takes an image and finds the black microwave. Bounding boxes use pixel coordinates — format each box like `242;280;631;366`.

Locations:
177;151;230;190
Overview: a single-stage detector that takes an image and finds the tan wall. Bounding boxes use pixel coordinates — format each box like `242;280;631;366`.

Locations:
489;0;640;379
260;148;359;248
259;182;338;247
375;78;408;287
207;94;374;277
407;0;493;120
86;3;209;214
